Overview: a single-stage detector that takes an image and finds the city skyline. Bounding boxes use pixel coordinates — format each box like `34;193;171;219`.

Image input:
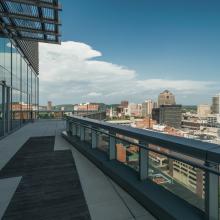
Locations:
40;90;218;107
39;0;220;105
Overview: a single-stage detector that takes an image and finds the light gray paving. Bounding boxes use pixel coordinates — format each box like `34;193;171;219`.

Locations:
71;146;156;220
109;180;156;220
0;177;22;220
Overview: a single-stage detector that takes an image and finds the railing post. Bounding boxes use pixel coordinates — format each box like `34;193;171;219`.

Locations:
66;120;70;133
76;124;80;137
80;124;85;141
71;123;77;136
139;141;149;181
84;126;91;142
92;127;97;149
109;131;116;160
205;161;219;220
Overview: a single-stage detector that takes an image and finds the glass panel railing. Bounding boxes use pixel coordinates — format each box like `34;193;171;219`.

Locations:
147;147;205;210
219;173;220;220
66;117;220;218
12;111;21;130
76;124;80;137
115;139;139;172
85;127;92;144
97;129;109;154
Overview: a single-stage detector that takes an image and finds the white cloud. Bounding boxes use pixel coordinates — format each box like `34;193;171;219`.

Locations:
39;41;217;105
87;92;102;97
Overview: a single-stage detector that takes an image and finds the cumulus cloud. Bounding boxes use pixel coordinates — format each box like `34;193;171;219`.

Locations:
39;41;217;105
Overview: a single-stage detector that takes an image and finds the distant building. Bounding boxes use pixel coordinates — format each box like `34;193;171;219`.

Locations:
134;117;157;129
159;105;182;128
142;99;154;117
47;101;52;111
116;106;124;117
197;104;211;118
107;107;118;118
39;105;47;111
74;103;99;111
152;108;160;123
120;100;129;108
172;159;204;198
158;90;176;107
212;93;220;114
126;103;142;117
153;102;158;108
207;114;220;127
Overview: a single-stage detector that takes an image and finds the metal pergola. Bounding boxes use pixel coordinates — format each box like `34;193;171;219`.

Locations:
0;0;61;44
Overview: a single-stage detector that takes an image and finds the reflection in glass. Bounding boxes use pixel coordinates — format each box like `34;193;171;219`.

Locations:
97;129;109;154
148;146;205;211
115;139;139;172
0;37;39;134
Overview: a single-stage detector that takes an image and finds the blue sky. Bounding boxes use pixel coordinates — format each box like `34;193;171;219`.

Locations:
39;0;220;105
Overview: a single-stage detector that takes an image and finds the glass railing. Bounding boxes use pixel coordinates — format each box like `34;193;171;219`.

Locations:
147;149;205;210
84;126;92;144
115;139;139;172
97;129;109;154
66;116;220;220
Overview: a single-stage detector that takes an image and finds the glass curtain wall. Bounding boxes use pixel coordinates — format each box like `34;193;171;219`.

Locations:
0;37;39;138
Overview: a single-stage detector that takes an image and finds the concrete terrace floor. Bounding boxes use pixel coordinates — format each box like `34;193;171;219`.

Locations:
0;120;156;220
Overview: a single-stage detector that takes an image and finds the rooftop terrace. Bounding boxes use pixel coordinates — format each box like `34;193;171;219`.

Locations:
0;120;155;220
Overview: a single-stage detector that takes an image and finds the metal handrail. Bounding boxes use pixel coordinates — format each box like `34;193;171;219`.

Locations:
70;120;220;176
67;116;220;163
66;116;220;219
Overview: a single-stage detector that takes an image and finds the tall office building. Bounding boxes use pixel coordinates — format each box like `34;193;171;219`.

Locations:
142;99;154;117
159;105;182;128
158;90;176;107
152;108;160;123
0;0;61;138
47;101;53;111
212;93;220;114
197;104;211;118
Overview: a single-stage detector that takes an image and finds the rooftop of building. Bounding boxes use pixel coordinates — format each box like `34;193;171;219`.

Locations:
0;120;155;220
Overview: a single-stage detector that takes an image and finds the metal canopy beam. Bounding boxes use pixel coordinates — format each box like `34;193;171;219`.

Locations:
0;11;61;24
5;25;61;36
1;0;62;10
0;32;59;44
0;0;61;44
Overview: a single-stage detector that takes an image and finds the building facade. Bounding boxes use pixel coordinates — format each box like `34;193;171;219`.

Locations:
152;108;160;123
158;90;176;107
142;99;154;117
126;103;142;117
207;114;220;127
0;37;39;137
74;103;100;111
0;0;61;138
159;105;182;128
212;93;220;114
120;100;129;108
197;104;211;118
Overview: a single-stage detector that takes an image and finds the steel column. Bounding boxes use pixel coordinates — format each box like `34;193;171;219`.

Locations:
109;131;116;160
139;141;149;180
92;128;97;149
71;123;77;136
205;162;219;220
80;125;85;141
